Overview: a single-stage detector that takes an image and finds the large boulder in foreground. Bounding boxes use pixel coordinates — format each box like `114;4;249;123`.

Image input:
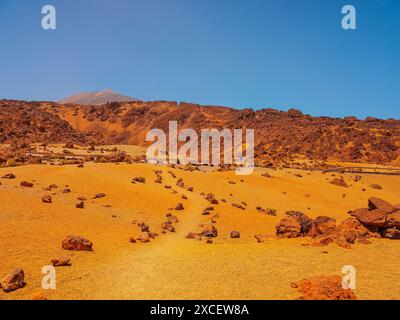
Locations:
293;275;356;300
1;268;25;292
62;236;93;251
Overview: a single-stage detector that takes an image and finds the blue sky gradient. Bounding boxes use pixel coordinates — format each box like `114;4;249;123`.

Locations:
0;0;399;118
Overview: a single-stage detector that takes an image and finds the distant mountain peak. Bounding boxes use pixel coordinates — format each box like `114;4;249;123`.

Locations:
57;89;137;105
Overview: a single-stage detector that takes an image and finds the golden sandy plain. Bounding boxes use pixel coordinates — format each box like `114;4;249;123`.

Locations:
1;146;400;300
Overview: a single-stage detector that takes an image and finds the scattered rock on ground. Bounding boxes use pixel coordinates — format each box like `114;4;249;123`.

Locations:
62;236;93;251
41;195;52;203
1;268;25;292
20;181;33;187
51;257;71;267
200;225;218;238
230;231;240;238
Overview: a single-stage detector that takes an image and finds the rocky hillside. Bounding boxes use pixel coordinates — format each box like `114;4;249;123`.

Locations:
1;99;399;165
0;100;91;146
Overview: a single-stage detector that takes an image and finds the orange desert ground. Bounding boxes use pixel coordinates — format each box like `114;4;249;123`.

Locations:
1;145;400;300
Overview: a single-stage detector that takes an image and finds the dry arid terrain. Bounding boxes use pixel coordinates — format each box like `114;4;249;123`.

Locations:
1;100;400;300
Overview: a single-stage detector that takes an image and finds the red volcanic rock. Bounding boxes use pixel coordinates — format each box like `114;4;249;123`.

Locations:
285;211;314;236
314;216;336;234
75;201;85;209
62;236;93;251
186;232;201;240
20;181;34;187
368;197;396;213
1;268;25;292
230;231;240;239
386;211;400;229
2;173;16;179
311;232;338;247
336;218;376;243
383;228;400;239
254;235;267;243
276;217;302;239
132;176;146;184
349;208;370;217
41;195;52;203
51;257;71;267
166;213;179;223
294;275;357;300
200;225;218;238
354;209;387;228
161;221;175;233
137;232;150;243
329;177;349;188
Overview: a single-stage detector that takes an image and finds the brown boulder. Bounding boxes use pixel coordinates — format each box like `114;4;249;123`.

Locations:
2;173;16;179
200;225;218;238
41;195;52;203
1;268;25;292
295;275;357;300
354;209;387;228
276;217;302;238
161;221;175;233
349;208;369;217
314;216;336;234
368;197;396;213
387;210;400;229
20;181;33;187
311;227;357;248
166;214;179;223
254;235;266;243
285;211;314;236
230;231;240;238
137;231;150;243
329;177;349;188
186;232;201;240
51;257;71;267
75;201;85;209
336;218;374;243
383;228;400;239
62;236;93;251
132;176;146;183
175;202;184;210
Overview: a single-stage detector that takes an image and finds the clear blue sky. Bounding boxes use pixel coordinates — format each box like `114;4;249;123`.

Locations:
0;0;399;118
